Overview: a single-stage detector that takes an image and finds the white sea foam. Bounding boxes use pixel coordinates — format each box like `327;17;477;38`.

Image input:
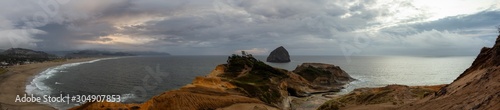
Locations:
120;93;137;102
55;82;63;85
25;57;126;109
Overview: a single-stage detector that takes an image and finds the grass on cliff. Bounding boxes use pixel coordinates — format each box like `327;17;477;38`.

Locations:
225;54;288;82
0;68;7;75
71;87;265;110
50;58;67;62
230;80;282;105
317;89;395;110
228;71;285;106
294;65;332;82
317;85;439;110
223;54;289;106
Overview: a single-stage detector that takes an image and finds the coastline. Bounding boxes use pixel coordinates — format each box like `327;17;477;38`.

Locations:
1;54;488;109
69;55;358;109
0;58;102;110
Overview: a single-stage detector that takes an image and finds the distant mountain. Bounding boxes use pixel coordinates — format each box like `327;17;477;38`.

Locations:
0;48;58;65
1;48;57;59
46;51;75;57
127;51;170;56
50;50;170;57
0;49;4;53
64;50;135;58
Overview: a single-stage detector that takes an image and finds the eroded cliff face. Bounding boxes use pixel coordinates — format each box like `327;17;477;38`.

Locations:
317;84;445;110
70;55;354;110
318;35;500;110
398;35;500;110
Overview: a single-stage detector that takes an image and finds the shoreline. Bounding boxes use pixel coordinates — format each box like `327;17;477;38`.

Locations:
0;58;102;110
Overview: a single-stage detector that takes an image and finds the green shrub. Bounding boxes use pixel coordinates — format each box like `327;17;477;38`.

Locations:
317;100;341;110
0;68;7;75
224;54;290;105
295;66;331;82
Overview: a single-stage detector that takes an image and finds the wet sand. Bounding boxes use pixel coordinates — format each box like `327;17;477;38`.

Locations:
0;58;99;110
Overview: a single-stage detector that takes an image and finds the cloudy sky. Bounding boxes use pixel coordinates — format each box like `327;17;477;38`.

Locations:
0;0;499;56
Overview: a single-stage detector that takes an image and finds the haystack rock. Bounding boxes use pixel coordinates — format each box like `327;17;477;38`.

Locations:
266;46;291;63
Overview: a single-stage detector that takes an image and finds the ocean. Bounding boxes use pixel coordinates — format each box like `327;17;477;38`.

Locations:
25;55;475;109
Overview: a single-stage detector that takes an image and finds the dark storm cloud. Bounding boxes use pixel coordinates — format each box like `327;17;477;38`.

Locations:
109;0;361;53
34;21;116;50
126;0;381;50
414;10;500;31
0;0;497;55
373;10;500;56
382;10;500;36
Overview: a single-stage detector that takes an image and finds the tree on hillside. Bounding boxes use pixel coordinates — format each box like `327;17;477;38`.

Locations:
497;25;500;33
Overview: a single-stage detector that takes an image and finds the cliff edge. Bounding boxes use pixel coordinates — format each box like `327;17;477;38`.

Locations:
319;34;500;110
398;35;500;110
71;54;353;110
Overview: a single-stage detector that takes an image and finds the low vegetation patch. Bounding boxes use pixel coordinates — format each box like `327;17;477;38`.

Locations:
223;54;290;106
294;65;332;82
318;85;444;110
0;68;7;75
229;80;283;105
51;58;67;62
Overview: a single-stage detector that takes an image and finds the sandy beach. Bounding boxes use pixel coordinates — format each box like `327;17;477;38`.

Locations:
0;58;100;110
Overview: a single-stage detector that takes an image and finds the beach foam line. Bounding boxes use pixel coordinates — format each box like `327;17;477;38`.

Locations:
25;57;125;109
120;93;136;102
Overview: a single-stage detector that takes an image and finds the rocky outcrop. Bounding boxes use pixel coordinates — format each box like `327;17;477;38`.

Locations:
293;63;355;86
71;54;354;110
266;46;291;63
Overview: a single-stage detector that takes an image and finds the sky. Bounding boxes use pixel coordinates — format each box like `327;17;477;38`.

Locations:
0;0;499;56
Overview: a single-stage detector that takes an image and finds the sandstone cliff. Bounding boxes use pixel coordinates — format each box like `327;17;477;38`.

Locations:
319;34;500;110
266;46;291;63
317;84;445;110
397;35;500;110
71;54;353;110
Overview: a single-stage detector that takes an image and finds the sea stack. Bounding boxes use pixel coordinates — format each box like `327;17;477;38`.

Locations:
266;46;291;63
